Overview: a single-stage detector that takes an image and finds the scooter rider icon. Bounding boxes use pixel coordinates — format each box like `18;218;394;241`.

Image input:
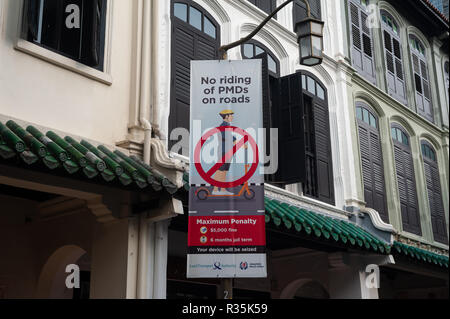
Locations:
212;110;247;196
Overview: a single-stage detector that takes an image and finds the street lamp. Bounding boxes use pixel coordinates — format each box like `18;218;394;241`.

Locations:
218;0;324;66
296;16;325;66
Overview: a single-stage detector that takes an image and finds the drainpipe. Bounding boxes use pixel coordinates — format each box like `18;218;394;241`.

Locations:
153;219;169;299
139;0;153;163
151;0;169;299
151;0;160;138
137;0;169;300
137;0;154;299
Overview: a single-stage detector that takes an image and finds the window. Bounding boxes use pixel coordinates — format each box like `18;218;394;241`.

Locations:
421;141;448;244
381;11;406;105
301;72;334;205
293;0;321;29
247;0;277;16
173;2;217;39
170;0;220;155
348;0;376;85
242;41;279;180
301;74;325;100
391;124;421;235
241;40;280;77
409;35;433;123
356;103;388;223
23;0;107;71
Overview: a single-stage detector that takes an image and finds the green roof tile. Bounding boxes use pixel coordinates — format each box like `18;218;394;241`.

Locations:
0;120;181;196
0;122;26;153
263;197;388;253
393;242;448;268
184;181;441;262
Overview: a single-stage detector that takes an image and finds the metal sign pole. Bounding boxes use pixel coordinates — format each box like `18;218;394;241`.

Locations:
218;52;233;300
222;278;233;299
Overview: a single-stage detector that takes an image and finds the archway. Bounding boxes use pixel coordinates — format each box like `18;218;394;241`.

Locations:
35;245;88;299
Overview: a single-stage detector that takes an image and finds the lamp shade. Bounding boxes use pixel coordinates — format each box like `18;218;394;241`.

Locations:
295;17;325;66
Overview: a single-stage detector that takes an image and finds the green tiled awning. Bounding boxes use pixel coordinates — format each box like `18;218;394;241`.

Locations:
182;177;390;254
0;120;178;194
265;197;391;254
183;178;449;267
393;242;449;268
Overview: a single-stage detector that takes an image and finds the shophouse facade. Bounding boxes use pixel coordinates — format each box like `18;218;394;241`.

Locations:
0;0;448;299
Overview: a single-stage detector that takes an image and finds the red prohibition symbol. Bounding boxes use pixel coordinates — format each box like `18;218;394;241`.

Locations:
194;126;259;189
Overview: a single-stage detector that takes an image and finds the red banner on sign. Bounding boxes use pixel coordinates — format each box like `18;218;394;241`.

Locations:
188;216;266;246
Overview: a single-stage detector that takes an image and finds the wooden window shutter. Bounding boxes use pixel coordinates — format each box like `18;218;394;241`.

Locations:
382;27;406;104
445;61;449;95
393;129;421;235
422;144;448;244
253;53;272;167
169;1;220;154
411;49;433;123
313;97;334;205
356;103;388;222
293;0;321;27
81;0;103;67
26;0;40;41
271;73;307;185
248;0;277;15
349;1;376;85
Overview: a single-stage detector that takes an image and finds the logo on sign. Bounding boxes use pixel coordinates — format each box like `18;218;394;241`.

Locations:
213;262;222;270
240;262;248;270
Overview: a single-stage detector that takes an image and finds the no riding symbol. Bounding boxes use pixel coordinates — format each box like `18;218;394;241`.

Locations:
194;110;259;201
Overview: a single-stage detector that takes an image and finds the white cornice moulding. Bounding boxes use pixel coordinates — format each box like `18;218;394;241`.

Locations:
264;183;352;220
360;207;396;234
226;0;298;46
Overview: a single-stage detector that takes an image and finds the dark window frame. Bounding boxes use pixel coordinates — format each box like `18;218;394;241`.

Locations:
241;39;280;77
293;0;322;29
173;1;218;40
297;70;334;205
391;123;422;236
247;0;277;17
347;0;376;85
409;34;434;123
22;0;108;71
169;0;221;154
380;10;407;106
356;102;388;223
420;140;448;244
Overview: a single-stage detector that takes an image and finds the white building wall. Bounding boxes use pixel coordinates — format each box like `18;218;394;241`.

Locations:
0;0;135;146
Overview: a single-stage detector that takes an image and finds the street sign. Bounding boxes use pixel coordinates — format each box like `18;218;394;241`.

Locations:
194;126;259;189
187;60;267;278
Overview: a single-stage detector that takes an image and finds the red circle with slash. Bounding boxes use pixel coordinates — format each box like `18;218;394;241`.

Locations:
194;126;259;188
